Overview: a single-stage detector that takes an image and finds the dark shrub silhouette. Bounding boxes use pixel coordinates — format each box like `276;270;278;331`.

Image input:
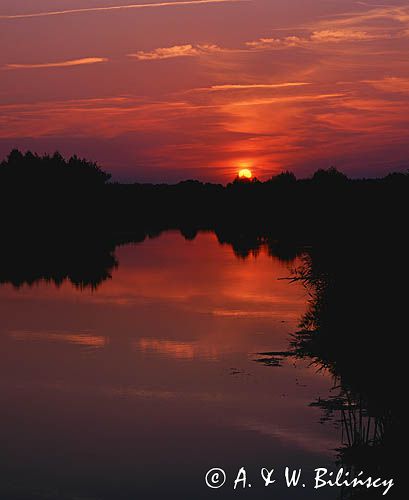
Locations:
0;149;111;187
0;150;112;235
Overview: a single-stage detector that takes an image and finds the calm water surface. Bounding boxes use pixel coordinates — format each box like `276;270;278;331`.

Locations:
0;232;339;499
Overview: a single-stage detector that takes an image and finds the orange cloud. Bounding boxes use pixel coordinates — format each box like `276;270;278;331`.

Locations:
310;29;383;42
224;93;345;108
195;82;310;91
247;29;390;50
246;36;304;50
128;43;221;60
4;57;108;70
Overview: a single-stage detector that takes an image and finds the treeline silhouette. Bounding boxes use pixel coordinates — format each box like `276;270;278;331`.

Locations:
2;149;409;238
1;148;408;288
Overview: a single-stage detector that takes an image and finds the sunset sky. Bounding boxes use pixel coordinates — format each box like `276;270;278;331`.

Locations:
1;0;409;182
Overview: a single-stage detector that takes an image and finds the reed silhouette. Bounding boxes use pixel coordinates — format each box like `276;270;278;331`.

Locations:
258;231;405;498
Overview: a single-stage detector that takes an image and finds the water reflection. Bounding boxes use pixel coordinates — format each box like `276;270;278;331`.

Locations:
0;235;118;289
0;229;301;290
0;232;339;499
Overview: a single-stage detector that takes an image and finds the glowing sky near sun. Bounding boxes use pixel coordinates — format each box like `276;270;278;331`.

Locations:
1;0;409;181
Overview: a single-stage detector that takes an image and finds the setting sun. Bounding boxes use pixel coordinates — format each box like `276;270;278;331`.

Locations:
238;168;252;179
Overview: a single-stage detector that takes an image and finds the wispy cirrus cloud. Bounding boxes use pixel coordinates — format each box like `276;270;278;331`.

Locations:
226;93;345;108
324;5;409;27
128;43;221;60
0;95;214;139
246;36;304;50
245;4;409;52
363;77;409;93
310;29;386;42
247;29;391;50
199;82;310;91
0;0;246;20
4;57;108;70
180;82;312;97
